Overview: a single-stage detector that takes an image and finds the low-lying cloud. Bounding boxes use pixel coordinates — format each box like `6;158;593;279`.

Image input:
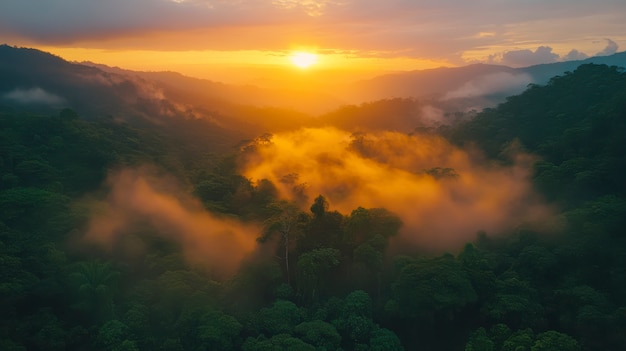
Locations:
242;128;553;250
443;72;532;100
3;87;65;105
84;168;260;276
596;38;619;56
563;49;589;61
491;39;620;67
500;46;559;67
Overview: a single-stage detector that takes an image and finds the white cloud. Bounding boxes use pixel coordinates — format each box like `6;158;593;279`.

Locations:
562;49;589;61
443;72;532;100
0;0;624;64
3;87;65;105
271;0;344;17
501;46;559;67
596;38;619;56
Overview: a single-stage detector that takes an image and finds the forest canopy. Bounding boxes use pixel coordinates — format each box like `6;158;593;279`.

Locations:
1;63;626;350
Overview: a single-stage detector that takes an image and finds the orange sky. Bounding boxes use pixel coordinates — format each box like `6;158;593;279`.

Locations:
32;46;449;85
1;0;625;85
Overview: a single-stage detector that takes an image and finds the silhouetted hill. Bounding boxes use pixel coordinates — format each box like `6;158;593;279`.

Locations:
4;44;625;139
345;51;626;110
0;44;250;152
449;63;626;205
523;51;626;83
0;45;166;117
0;45;325;150
344;64;519;101
83;62;342;116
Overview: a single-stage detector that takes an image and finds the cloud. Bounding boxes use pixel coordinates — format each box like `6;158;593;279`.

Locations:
562;49;589;61
84;168;260;277
1;0;624;64
500;46;559;67
271;0;343;17
2;87;65;105
596;38;619;56
241;128;554;250
443;72;532;100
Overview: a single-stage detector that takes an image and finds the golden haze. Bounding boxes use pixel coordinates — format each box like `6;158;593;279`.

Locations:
36;46;451;87
241;128;555;250
85;168;260;277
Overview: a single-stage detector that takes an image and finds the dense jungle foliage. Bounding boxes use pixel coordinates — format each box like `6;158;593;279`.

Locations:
1;63;626;351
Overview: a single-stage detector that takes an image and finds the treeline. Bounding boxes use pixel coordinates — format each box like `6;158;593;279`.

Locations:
1;63;626;351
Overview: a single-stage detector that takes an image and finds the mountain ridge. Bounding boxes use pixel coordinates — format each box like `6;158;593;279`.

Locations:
344;51;626;106
2;44;625;136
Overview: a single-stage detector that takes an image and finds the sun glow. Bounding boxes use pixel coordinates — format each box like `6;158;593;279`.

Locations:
290;51;318;69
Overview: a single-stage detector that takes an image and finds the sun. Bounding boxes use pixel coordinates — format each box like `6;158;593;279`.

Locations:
290;51;318;69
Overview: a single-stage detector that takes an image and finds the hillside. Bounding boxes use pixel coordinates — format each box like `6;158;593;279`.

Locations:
83;62;343;116
344;51;626;109
1;44;626;351
449;63;626;205
0;45;316;144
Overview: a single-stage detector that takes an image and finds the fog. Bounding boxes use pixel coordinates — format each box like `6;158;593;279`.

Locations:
2;87;65;105
84;168;260;276
82;127;555;268
242;127;554;249
443;72;533;100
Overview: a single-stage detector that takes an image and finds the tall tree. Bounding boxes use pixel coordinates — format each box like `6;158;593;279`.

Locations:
260;200;307;284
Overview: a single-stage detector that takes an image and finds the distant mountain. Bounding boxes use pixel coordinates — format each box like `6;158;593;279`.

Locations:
0;45;194;120
447;62;626;205
343;51;626;110
82;62;343;116
523;52;626;83
3;44;625;138
0;45;322;147
0;44;258;151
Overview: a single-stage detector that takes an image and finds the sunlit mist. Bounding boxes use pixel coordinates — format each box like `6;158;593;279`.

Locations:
241;128;555;250
84;168;260;277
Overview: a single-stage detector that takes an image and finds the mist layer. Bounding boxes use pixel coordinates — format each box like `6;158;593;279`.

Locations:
241;127;553;249
85;168;259;276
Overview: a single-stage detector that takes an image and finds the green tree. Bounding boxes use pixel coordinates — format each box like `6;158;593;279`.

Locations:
294;320;341;350
260;201;307;284
370;327;404;351
465;327;494;351
333;290;375;344
390;255;477;320
255;300;303;335
96;319;138;351
242;334;316;351
531;331;580;351
486;273;543;328
196;309;242;351
501;328;534;351
343;207;401;253
70;260;120;322
299;195;344;251
296;248;341;303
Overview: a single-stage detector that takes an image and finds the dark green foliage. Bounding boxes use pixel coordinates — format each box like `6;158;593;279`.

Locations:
531;331;580;351
242;334;316;351
96;320;138;351
294;320;341;350
450;63;626;206
296;248;341;303
369;328;404;351
3;63;626;351
254;300;303;335
465;328;495;351
390;255;477;319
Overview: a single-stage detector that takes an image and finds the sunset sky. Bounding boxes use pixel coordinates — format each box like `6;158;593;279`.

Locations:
1;0;625;85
